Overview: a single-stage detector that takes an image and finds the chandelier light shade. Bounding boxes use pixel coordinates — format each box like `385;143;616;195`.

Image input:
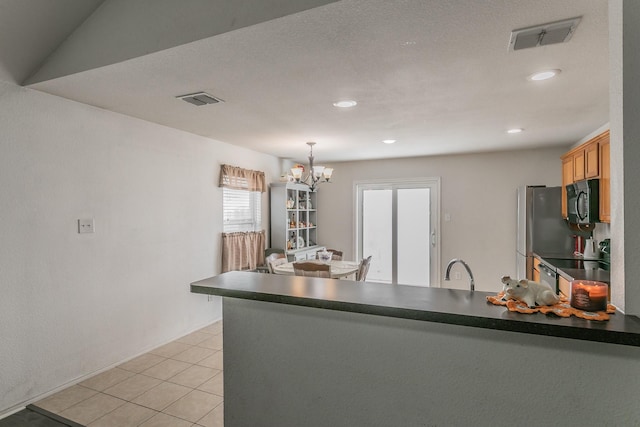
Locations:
291;142;333;192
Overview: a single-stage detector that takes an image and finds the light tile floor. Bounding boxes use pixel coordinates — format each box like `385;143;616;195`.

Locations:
33;321;224;427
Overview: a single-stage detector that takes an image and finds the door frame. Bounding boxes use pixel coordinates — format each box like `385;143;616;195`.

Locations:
353;177;441;286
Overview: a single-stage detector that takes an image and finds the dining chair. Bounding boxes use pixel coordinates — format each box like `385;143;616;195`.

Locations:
265;248;285;257
356;255;372;281
265;253;288;274
317;249;343;260
254;249;286;273
293;261;331;278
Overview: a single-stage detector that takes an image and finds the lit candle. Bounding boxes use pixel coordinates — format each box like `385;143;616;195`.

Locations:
570;280;608;312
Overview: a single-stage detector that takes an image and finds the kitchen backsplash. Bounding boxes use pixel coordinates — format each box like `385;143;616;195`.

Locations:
593;222;611;249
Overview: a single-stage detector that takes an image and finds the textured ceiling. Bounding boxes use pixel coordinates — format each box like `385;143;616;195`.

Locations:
4;0;610;163
0;0;105;84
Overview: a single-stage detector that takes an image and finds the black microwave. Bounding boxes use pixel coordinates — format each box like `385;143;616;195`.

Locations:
567;179;599;224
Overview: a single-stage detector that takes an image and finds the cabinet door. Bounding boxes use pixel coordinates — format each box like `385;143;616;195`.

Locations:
599;141;611;223
573;149;585;181
558;276;570;298
532;267;540;283
561;156;574;218
532;258;541;282
585;141;600;178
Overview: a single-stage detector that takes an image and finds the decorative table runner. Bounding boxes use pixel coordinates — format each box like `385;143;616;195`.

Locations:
487;292;616;321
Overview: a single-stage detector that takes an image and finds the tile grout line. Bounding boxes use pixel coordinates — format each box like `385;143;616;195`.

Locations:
31;321;224;427
36;321;223;411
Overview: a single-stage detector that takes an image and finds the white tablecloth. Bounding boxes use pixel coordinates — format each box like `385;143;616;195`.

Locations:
273;260;359;279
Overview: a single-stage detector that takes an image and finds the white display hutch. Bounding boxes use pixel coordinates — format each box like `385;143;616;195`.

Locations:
270;182;324;261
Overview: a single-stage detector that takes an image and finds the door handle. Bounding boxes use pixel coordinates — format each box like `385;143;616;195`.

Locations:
577;191;586;220
431;231;436;247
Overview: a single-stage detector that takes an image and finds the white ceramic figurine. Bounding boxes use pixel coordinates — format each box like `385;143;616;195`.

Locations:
500;275;560;308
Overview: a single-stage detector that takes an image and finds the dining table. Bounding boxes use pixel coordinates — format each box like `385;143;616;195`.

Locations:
272;260;360;279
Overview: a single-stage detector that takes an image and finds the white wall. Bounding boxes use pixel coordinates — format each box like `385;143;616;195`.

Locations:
0;81;280;414
609;0;640;315
316;148;567;292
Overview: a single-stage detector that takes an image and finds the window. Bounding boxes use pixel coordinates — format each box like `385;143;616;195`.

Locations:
219;163;266;233
223;188;261;233
219;164;266;272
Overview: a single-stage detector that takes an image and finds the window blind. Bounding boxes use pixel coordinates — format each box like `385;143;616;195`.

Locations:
223;187;262;233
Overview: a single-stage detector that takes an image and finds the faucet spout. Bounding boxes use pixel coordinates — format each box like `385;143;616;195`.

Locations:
444;258;475;291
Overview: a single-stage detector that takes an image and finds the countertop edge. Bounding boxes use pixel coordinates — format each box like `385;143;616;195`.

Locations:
534;252;610;283
190;273;640;347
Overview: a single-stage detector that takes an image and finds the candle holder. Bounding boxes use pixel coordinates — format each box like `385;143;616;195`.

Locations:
570;280;608;312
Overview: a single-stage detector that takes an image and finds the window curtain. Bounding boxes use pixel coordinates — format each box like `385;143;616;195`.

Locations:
221;230;266;272
219;164;267;272
219;164;266;192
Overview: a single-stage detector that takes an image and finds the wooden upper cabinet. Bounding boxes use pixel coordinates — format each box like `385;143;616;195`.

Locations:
570;138;599;182
560;129;610;222
585;140;600;178
561;156;574;218
573;149;586;181
600;139;611;223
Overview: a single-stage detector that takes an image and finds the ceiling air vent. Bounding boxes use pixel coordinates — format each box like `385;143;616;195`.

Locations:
509;17;581;51
176;92;224;106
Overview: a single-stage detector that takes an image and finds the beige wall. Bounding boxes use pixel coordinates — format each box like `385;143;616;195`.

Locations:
315;147;569;292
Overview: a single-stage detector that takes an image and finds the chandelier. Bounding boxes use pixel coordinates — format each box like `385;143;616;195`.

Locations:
290;142;333;192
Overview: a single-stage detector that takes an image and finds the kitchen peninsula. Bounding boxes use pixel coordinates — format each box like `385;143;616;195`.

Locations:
191;272;640;426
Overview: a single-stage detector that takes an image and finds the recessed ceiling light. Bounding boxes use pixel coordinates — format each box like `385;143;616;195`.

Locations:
382;139;396;144
529;69;561;81
333;100;357;108
507;128;524;134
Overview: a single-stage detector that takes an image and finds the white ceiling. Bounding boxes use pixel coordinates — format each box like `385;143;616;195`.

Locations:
2;0;609;164
0;0;104;84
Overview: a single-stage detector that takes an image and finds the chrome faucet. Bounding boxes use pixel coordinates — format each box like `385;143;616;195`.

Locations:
444;259;475;291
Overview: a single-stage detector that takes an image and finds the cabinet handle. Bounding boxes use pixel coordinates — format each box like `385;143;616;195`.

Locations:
431;231;436;247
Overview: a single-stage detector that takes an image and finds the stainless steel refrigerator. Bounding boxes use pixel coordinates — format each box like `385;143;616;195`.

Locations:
516;186;575;279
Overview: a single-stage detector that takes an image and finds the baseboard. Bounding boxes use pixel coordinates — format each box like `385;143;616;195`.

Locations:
27;405;84;427
0;317;222;419
0;405;25;421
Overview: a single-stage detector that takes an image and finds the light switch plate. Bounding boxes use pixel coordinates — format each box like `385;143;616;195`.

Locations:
78;218;95;233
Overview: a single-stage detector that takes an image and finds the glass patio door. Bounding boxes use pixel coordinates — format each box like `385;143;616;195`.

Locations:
356;179;440;286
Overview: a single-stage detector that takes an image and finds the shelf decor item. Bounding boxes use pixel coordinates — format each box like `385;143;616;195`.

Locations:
270;182;323;260
318;250;333;264
290;142;334;192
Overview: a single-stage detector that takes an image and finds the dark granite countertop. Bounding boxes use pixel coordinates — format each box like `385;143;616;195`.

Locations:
535;251;599;259
534;253;610;283
534;251;584;260
556;267;611;283
191;271;640;347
